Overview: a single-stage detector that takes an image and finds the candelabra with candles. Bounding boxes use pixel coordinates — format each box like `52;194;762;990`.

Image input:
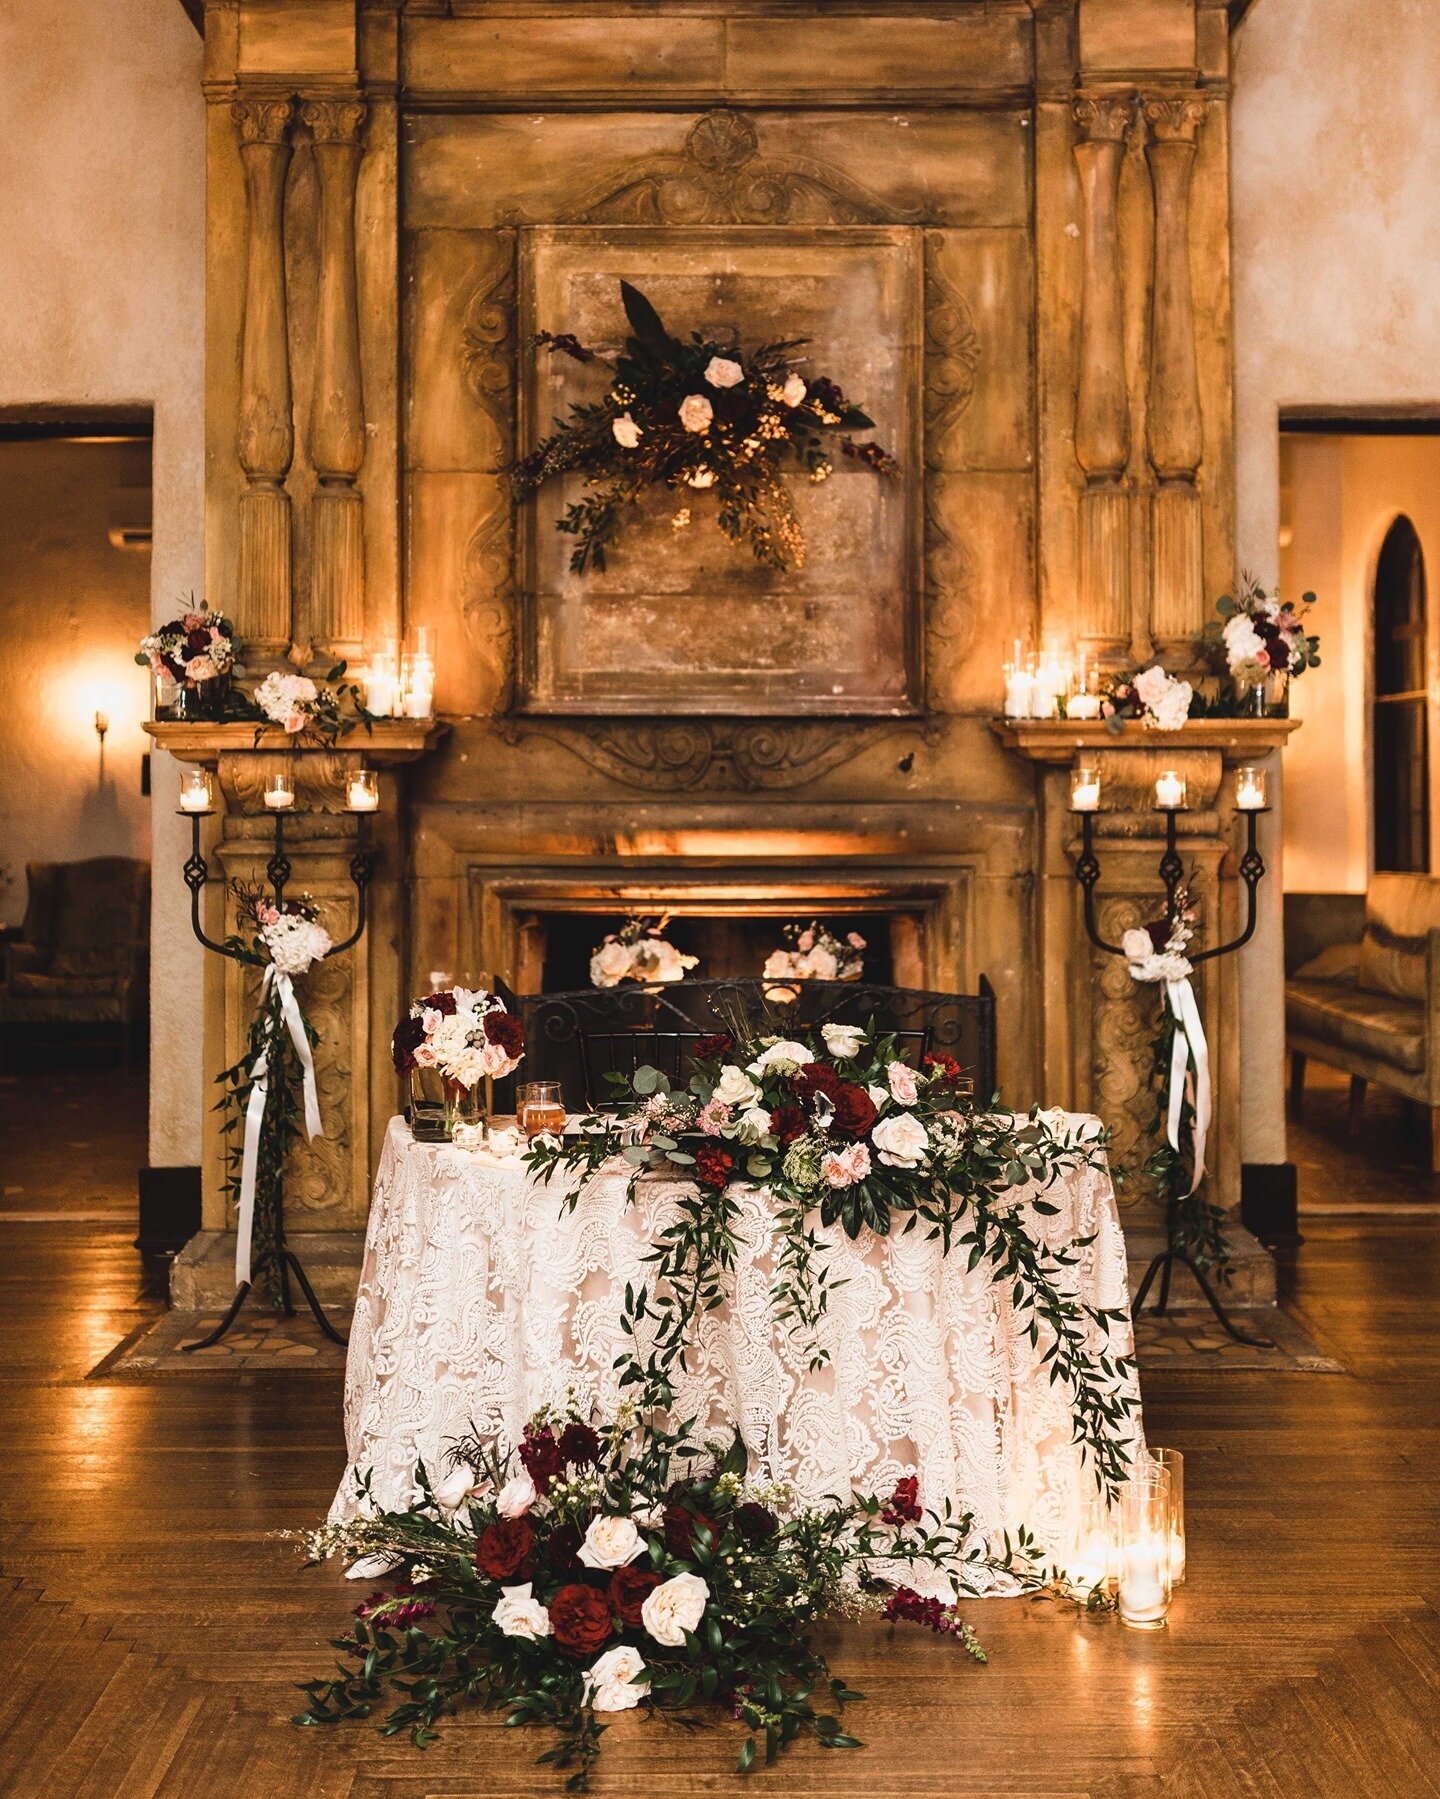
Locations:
175;762;380;1349
1070;760;1274;1348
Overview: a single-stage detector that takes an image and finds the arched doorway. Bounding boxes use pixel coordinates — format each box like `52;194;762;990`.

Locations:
1373;514;1429;873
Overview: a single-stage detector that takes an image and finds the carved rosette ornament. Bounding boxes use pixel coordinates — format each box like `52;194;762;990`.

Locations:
301;96;368;657
233;95;296;658
1143;96;1207;645
1072;92;1136;655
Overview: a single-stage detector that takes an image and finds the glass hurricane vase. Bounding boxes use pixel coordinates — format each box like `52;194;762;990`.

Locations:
444;1077;484;1138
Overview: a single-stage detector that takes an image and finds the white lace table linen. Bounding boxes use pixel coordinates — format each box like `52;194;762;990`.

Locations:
331;1115;1142;1588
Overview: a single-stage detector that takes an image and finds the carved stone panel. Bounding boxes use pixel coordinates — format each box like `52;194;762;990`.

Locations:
516;224;923;714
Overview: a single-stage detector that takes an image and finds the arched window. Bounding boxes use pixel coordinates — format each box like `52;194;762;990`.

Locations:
1373;515;1429;873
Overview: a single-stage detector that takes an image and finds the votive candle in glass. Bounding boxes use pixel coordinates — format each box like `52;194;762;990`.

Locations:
1066;691;1103;720
1003;665;1035;720
178;769;215;814
1068;1486;1117;1597
1235;765;1267;811
346;768;379;812
263;771;296;810
363;644;399;718
1154;770;1187;811
1150;1447;1185;1584
1118;1466;1173;1629
1070;765;1102;813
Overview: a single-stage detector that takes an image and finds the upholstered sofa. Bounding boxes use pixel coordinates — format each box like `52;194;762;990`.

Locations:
0;858;149;1063
1286;875;1440;1167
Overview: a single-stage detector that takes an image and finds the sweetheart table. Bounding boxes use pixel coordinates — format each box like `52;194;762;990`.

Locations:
330;1114;1142;1585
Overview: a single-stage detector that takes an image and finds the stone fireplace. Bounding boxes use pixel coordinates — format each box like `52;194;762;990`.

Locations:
161;0;1283;1301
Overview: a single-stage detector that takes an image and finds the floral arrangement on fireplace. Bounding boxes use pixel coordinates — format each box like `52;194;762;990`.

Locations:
1098;664;1194;733
137;597;242;688
1199;573;1321;698
510;280;897;574
391;987;526;1089
761;920;865;993
295;1381;1041;1787
590;916;698;988
250;664;371;746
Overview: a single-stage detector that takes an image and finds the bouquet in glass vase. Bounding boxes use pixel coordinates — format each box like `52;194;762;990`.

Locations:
137;596;242;719
391;986;525;1139
1203;573;1320;714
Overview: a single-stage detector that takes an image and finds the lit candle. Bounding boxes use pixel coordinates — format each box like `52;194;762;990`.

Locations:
178;769;214;814
346;769;379;812
1069;1531;1111;1594
402;654;434;719
263;775;295;811
1235;766;1267;810
1155;770;1187;811
363;655;398;718
1071;765;1101;812
1118;1534;1171;1626
1030;659;1059;720
1003;666;1035;720
1066;691;1102;720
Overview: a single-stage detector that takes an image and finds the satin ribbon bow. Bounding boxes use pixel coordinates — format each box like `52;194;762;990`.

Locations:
1163;976;1211;1197
236;964;323;1286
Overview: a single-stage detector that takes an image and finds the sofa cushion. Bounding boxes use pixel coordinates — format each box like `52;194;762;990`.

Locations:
1293;944;1360;984
49;859;147;979
1286;977;1425;1075
1359;873;1440;1001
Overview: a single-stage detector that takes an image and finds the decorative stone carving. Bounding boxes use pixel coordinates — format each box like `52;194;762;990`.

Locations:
1072;92;1136;654
301;96;368;657
923;235;982;470
233;94;296;658
1143;96;1207;644
494;718;941;793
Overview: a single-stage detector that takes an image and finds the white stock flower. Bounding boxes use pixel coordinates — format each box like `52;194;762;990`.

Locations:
496;1472;537;1517
749;1040;812;1075
1132;665;1173;711
584;1645;649;1712
704;356;744;388
641;1572;710;1647
611;412;642;449
254;671;318;730
578;1514;645;1570
679;393;714;433
260;914;333;977
821;1022;865;1059
781;372;807;408
871;1112;930;1169
714;1064;759;1107
1223;613;1267;669
493;1583;551;1640
429;1012;485;1087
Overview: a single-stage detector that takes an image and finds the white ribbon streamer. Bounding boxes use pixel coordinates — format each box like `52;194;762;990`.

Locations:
1163;976;1211;1196
236;964;323;1286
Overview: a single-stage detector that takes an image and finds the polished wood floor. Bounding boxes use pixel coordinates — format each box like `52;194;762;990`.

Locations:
2;1069;1439;1795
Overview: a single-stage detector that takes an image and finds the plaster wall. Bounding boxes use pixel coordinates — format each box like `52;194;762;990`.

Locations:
0;0;206;1162
1231;0;1440;1161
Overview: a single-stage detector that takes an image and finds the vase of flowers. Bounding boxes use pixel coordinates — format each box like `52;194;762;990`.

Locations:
1203;575;1319;714
392;986;525;1141
589;917;698;989
137;598;241;719
761;921;865;1001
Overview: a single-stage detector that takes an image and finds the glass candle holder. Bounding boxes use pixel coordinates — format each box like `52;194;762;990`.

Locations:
346;768;380;812
1070;765;1102;812
1118;1466;1173;1629
263;770;296;810
1235;765;1267;811
1154;770;1187;811
177;768;215;814
1068;1485;1118;1596
363;643;399;718
1150;1447;1185;1584
517;1081;567;1139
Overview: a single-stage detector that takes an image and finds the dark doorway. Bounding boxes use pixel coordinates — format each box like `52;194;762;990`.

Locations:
1372;514;1429;873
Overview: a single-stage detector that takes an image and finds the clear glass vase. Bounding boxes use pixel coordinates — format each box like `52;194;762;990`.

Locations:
408;1066;448;1142
444;1077;484;1137
1118;1465;1173;1629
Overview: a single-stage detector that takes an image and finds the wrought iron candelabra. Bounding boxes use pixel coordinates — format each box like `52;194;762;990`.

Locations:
175;766;377;1350
1071;762;1274;1348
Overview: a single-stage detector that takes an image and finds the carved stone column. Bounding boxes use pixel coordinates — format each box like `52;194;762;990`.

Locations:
1144;97;1207;646
1072;93;1135;657
233;95;295;659
301;96;368;659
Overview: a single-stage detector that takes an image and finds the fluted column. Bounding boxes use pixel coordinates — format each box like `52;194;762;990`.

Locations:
233;95;295;659
1072;93;1135;655
301;96;368;658
1144;96;1207;644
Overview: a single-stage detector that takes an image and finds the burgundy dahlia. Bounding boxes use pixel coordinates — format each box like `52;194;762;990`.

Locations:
664;1502;720;1559
391;1013;426;1074
768;1102;807;1146
557;1421;602;1468
694;1032;734;1061
829;1080;878;1142
734;1502;778;1544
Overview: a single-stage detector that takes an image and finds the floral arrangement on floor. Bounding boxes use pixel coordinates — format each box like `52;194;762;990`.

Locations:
137;597;242;690
526;1014;1138;1491
252;663;370;746
295;1379;1043;1787
1200;573;1320;705
510;280;897;575
589;917;699;988
391;986;526;1088
1098;664;1194;733
760;921;865;994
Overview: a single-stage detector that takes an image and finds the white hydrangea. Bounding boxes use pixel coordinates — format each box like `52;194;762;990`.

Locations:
259;913;332;976
254;671;319;733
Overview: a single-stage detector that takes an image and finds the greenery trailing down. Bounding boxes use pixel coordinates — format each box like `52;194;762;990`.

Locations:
524;1017;1139;1499
1143;1008;1229;1277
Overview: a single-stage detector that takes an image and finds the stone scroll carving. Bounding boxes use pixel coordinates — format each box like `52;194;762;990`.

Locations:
1072;93;1136;656
1144;96;1207;645
301;96;369;658
233;95;296;658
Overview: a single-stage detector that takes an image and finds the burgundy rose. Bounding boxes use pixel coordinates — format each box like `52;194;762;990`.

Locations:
608;1564;662;1628
694;1032;734;1061
694;1143;734;1192
793;1062;845;1107
519;1423;565;1491
768;1102;807;1147
549;1582;613;1656
422;990;458;1016
830;1080;878;1142
392;1013;426;1074
882;1475;922;1525
184;628;211;657
558;1421;602;1468
485;1011;525;1059
664;1502;720;1559
734;1502;778;1545
474;1516;536;1582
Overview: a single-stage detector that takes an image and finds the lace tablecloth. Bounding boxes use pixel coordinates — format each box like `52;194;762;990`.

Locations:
330;1115;1141;1580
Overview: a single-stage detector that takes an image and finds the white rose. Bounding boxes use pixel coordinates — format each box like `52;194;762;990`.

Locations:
705;355;744;388
590;939;633;988
429;1463;478;1514
799;945;839;980
1223;613;1267;667
496;1471;537;1517
584;1644;649;1712
492;1582;550;1640
867;1082;889;1111
679;393;714;433
578;1514;645;1570
641;1572;710;1647
871;1112;930;1169
1122;928;1154;965
611;412;642;449
1132;665;1172;710
714;1064;759;1107
735;1103;773;1143
781;372;807;408
887;1061;919;1105
749;1040;813;1075
821;1022;865;1059
686;465;717;489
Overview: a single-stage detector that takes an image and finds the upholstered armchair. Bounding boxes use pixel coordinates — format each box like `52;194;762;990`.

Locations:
1286;875;1440;1168
0;858;149;1063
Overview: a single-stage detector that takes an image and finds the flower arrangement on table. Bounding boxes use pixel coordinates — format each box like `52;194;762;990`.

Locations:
137;598;243;712
1097;664;1194;733
296;1386;1042;1787
391;986;526;1136
509;280;898;575
589;917;699;988
1199;573;1320;708
251;664;370;747
760;921;865;995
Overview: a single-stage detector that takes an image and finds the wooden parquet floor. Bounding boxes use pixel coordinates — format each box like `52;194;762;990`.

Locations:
3;1082;1440;1794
